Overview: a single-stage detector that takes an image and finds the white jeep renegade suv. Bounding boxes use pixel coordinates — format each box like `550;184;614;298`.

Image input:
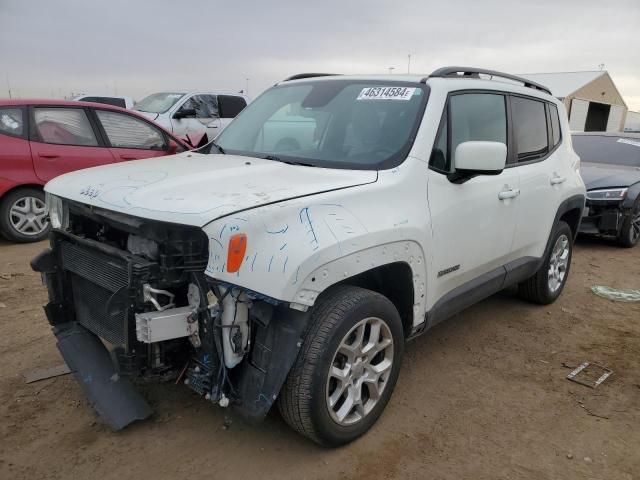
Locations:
34;67;586;446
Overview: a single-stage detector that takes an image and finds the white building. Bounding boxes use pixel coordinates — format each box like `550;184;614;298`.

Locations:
520;71;627;132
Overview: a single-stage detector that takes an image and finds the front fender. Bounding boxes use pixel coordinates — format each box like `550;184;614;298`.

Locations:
622;182;640;210
202;158;432;321
203;201;427;309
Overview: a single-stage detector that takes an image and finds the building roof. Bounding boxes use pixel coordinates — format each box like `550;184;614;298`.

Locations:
518;71;605;98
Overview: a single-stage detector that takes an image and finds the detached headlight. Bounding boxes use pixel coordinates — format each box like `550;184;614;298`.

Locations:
45;193;69;230
586;188;628;202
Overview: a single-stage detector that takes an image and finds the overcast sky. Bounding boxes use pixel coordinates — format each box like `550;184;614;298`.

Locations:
1;0;639;110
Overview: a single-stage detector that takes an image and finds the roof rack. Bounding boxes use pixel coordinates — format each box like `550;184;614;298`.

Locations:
422;67;552;95
283;73;339;82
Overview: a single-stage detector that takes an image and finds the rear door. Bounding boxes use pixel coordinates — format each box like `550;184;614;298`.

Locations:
29;106;115;182
218;95;247;133
509;98;566;259
92;109;174;161
0;106;35;193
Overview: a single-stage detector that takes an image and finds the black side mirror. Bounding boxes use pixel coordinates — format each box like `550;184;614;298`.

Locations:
174;108;196;119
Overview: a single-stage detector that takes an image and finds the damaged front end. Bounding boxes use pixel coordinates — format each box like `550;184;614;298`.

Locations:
32;200;309;430
579;188;629;238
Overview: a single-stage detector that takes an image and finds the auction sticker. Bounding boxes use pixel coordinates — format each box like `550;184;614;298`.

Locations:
357;86;416;101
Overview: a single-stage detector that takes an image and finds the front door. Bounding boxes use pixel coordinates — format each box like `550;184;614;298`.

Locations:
29;106;115;182
170;94;220;141
93;109;171;161
427;92;520;303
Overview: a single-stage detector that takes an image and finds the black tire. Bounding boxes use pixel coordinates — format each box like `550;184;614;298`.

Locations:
0;188;50;243
617;198;640;248
519;221;573;305
278;285;404;446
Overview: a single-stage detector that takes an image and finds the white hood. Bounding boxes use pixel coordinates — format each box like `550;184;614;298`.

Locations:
45;152;377;227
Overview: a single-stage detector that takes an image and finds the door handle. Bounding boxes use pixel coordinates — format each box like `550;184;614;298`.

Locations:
119;155;138;160
38;153;59;159
550;175;566;185
498;189;520;200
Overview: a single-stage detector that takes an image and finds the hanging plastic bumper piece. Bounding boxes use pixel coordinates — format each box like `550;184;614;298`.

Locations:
54;323;152;430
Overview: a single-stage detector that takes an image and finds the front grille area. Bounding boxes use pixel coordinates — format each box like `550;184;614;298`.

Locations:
60;241;133;346
61;242;129;291
70;274;127;345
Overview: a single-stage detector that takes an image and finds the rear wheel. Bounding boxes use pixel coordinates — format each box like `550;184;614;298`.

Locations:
278;285;404;446
617;199;640;248
519;221;573;304
0;188;50;243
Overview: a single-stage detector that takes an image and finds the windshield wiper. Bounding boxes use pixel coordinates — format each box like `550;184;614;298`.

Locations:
209;142;225;154
262;155;314;167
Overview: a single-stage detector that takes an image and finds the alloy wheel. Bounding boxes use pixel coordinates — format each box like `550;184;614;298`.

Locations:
326;316;394;426
548;234;570;293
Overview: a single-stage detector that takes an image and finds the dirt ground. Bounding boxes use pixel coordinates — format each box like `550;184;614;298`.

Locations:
0;237;638;480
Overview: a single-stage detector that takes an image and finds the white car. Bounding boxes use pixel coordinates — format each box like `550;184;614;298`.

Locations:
72;94;134;109
35;68;585;446
133;91;249;142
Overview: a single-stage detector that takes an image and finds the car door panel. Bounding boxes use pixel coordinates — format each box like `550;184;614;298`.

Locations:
170;94;219;140
509;98;566;259
29;107;115;182
426;91;519;303
0;106;38;194
428;169;520;302
94;109;172;162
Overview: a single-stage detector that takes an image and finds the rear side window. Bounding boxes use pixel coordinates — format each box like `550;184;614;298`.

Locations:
430;93;506;172
0;108;24;137
511;97;549;162
549;103;561;147
96;110;166;150
218;95;247;119
33;108;98;146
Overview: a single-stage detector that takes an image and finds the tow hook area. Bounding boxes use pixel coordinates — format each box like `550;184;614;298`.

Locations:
54;323;152;430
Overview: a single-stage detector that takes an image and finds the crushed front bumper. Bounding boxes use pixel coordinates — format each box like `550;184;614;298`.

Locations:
31;233;155;429
579;202;623;237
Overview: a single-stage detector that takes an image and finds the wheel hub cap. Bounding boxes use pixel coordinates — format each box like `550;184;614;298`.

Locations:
548;234;570;293
325;316;394;426
9;196;49;236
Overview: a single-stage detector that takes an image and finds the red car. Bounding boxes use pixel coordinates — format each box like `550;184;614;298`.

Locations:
0;99;190;242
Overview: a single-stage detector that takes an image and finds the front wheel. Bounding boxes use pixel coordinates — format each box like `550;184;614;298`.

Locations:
519;221;573;304
617;199;640;248
278;285;404;446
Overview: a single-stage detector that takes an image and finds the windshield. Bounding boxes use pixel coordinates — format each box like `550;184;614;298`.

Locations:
573;134;640;167
134;92;185;114
214;80;428;169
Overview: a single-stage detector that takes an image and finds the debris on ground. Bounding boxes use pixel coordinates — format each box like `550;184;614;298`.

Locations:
23;364;71;384
591;285;640;302
567;362;613;388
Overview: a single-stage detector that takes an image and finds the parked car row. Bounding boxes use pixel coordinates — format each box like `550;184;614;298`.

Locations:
2;68;639;446
0;100;190;241
0;90;250;242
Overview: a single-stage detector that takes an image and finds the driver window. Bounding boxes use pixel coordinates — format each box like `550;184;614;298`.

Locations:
96;110;165;150
430;93;506;172
182;95;219;119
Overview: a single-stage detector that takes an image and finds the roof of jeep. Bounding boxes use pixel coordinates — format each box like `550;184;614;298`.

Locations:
278;73;557;102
